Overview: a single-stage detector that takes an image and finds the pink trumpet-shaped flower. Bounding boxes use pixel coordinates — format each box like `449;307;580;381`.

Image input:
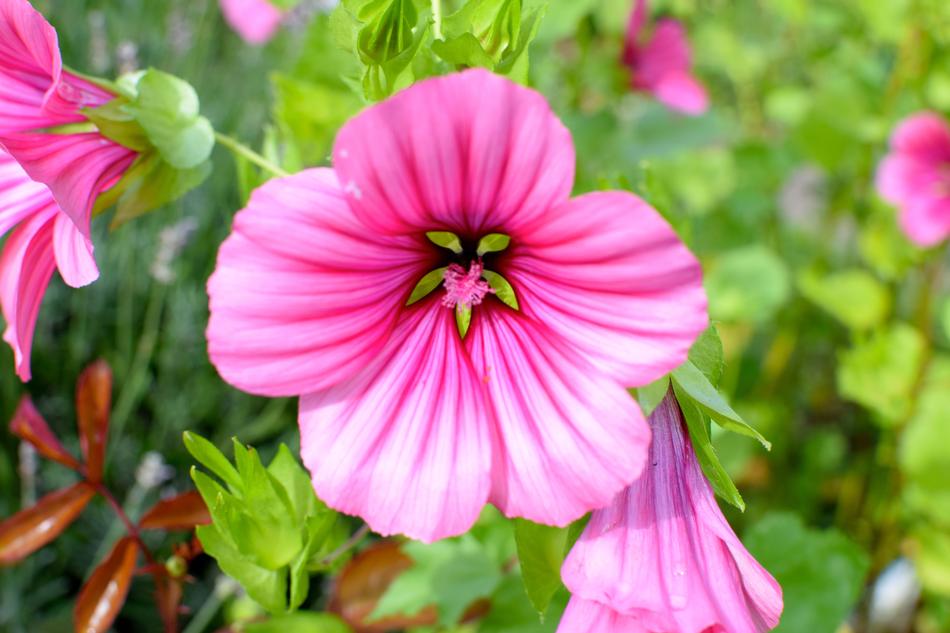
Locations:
207;69;708;542
560;391;783;633
0;0;137;379
876;111;950;247
219;0;286;45
622;0;708;116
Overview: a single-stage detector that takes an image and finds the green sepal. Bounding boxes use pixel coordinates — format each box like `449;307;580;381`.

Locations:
482;269;519;310
82;98;151;152
456;304;472;338
407;267;448;306
103;151;211;228
476;232;511;255
426;231;464;253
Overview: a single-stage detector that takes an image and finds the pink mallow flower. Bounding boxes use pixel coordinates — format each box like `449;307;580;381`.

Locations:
0;0;137;379
219;0;286;45
560;391;783;633
206;69;708;542
622;0;708;116
876;111;950;247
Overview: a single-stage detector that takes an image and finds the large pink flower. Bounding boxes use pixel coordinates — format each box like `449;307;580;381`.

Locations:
207;69;708;542
560;392;783;633
219;0;285;45
876;111;950;247
0;0;136;379
622;0;708;116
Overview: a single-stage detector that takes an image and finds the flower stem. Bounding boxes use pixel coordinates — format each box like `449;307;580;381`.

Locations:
320;524;371;567
432;0;443;39
214;132;289;178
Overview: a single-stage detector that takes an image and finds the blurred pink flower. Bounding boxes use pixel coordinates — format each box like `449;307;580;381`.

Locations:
560;391;783;633
207;69;708;542
218;0;285;45
0;0;136;379
876;112;950;247
622;0;708;116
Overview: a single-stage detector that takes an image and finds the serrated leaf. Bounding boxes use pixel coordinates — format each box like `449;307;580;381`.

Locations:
513;519;571;614
197;524;289;613
672;360;770;449
267;445;321;521
184;432;243;492
673;382;746;511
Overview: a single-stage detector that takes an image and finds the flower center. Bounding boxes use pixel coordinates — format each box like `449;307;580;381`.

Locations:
442;261;494;309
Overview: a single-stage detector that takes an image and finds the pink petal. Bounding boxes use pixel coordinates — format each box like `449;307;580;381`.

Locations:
0;150;53;236
299;300;492;542
506;191;707;387
875;155;940;206
559;597;648;633
636;19;693;89
622;0;649;67
653;70;709;116
207;168;436;397
465;304;651;527
889;112;950;162
0;132;136;241
52;213;98;288
0;208;57;381
561;393;783;633
332;68;575;237
218;0;284;45
0;0;113;132
898;194;950;247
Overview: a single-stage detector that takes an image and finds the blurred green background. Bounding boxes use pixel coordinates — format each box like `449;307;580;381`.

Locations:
2;0;950;631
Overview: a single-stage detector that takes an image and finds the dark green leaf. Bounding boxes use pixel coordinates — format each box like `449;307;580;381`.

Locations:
513;519;571;614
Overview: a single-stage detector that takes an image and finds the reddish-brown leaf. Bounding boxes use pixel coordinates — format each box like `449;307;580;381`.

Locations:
329;540;437;633
154;573;184;633
74;536;138;633
75;360;112;482
9;396;81;470
139;492;211;531
0;482;95;565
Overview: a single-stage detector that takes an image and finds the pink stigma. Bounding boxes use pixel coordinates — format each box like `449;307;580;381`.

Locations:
442;261;494;309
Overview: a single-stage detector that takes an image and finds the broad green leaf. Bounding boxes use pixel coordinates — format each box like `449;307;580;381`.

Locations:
635;376;669;417
837;323;925;424
798;268;890;331
432;548;503;625
513;520;570;614
184;432;242;492
480;574;566;633
482;270;519;310
371;541;458;621
706;246;791;324
407;267;448;305
672;360;770;449
673;382;746;511
125;69;215;170
688;325;724;387
744;513;869;633
245;613;352;633
197;524;288;614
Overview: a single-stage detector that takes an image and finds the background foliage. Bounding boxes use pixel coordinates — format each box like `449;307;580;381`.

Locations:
2;0;950;631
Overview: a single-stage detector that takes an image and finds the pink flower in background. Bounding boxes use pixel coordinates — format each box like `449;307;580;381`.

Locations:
207;69;708;542
560;392;783;633
219;0;285;45
876;112;950;247
0;0;136;379
622;0;708;116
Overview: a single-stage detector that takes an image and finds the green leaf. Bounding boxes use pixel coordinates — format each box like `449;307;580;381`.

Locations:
245;613;353;633
184;432;242;492
426;231;464;253
672;360;770;449
941;298;950;343
267;445;321;521
910;523;950;596
672;382;746;511
431;32;495;68
197;524;289;613
513;519;572;614
124;69;215;170
495;3;546;83
477;233;511;255
480;574;566;633
706;246;791;324
432;548;503;626
744;513;869;633
108;152;210;228
482;270;519;310
799;268;890;331
635;376;669;417
687;325;724;387
82;98;150;152
836;322;925;424
407;267;448;305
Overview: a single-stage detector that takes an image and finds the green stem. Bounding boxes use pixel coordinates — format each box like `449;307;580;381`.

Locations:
432;0;443;39
214;132;289;178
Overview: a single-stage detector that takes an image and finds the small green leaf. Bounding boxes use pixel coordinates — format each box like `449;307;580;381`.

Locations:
672;360;771;449
672;383;746;511
124;69;215;170
426;231;463;253
513;519;572;614
407;267;447;306
456;305;472;338
635;376;669;417
184;432;242;492
477;233;511;255
245;613;352;633
482;269;519;310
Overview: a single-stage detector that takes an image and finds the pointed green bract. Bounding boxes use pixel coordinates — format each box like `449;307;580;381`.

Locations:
426;231;464;253
407;267;448;305
476;232;511;255
456;305;472;338
482;270;519;310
